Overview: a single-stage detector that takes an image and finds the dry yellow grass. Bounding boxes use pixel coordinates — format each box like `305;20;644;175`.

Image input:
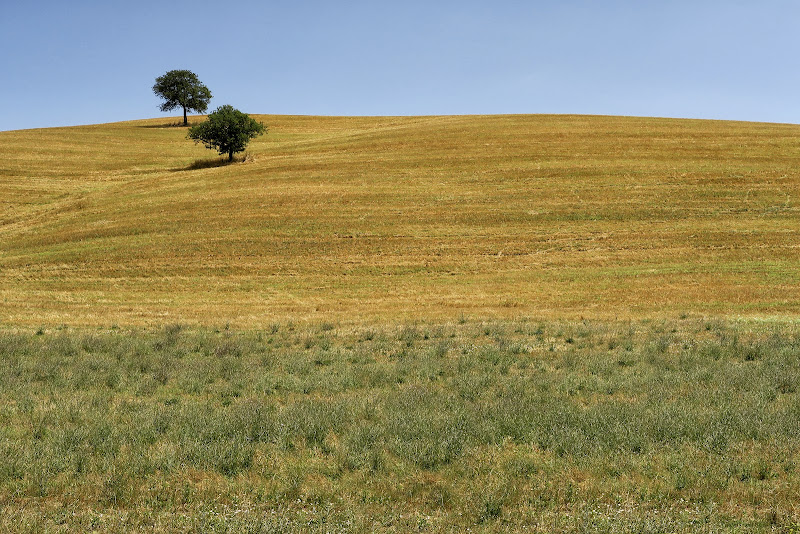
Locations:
1;114;799;326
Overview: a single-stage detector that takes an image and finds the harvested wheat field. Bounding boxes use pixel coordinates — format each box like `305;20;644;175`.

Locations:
2;114;799;327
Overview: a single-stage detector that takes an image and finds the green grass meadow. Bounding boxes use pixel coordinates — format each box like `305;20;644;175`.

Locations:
2;319;800;532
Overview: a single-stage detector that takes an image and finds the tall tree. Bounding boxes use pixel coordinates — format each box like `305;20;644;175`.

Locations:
152;70;212;126
187;105;266;161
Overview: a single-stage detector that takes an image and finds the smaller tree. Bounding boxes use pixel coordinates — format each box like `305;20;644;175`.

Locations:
187;105;266;161
153;70;212;126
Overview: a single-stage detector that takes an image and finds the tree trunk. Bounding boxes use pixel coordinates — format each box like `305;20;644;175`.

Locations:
183;107;188;126
228;150;234;161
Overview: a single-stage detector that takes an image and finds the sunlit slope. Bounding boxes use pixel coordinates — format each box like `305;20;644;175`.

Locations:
1;115;799;326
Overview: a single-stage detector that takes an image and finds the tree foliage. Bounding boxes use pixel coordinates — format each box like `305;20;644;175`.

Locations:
187;105;266;161
153;70;212;126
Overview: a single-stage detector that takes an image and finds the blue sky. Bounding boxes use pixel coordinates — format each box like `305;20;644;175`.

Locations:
2;0;799;131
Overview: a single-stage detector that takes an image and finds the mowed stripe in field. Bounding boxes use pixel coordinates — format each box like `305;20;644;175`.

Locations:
1;115;799;325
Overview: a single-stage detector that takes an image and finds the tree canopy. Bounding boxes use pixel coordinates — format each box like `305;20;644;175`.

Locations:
153;70;212;126
187;105;266;161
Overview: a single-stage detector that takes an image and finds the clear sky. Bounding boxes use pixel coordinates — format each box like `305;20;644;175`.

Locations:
2;0;799;131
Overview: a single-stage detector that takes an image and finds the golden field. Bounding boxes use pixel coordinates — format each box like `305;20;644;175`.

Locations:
1;114;799;326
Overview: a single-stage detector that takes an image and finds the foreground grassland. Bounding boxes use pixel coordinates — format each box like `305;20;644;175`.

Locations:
1;114;799;325
1;319;799;532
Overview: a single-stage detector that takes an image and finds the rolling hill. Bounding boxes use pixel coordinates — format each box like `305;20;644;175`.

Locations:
3;114;800;530
1;114;799;326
